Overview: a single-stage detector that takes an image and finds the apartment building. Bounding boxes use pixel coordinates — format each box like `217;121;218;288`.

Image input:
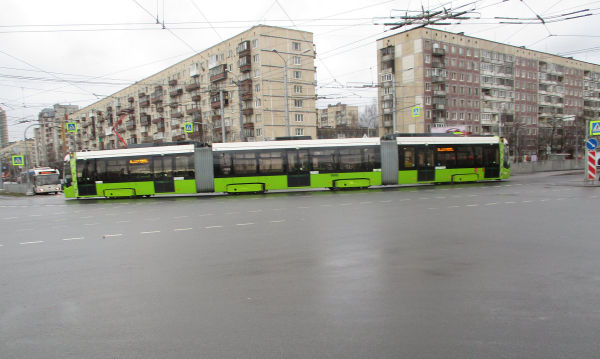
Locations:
36;104;79;168
318;103;359;129
377;27;600;158
69;25;315;151
0;107;8;149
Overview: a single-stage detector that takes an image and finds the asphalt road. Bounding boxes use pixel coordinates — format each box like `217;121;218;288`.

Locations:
1;171;599;358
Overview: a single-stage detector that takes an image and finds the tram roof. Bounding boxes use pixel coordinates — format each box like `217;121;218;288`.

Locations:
212;137;381;151
74;144;195;159
393;136;500;145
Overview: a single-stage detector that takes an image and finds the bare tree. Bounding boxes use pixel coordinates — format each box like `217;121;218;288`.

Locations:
360;100;378;136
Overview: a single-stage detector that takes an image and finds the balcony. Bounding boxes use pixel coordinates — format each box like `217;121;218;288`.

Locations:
140;114;151;125
171;120;180;128
243;122;254;129
211;91;229;109
139;97;150;107
126;121;136;130
151;92;163;104
239;55;251;73
168;79;177;87
243;108;254;116
192;94;201;102
237;40;250;56
382;94;393;101
383;120;393;127
433;90;446;97
171;111;184;118
169;101;179;108
432;48;445;56
186;82;200;92
209;64;227;82
431;61;445;69
186;107;201;115
172;134;186;141
128;96;135;103
169;88;183;98
432;76;445;83
153;133;165;140
117;126;126;134
156;123;166;132
242;91;253;101
432;103;445;110
117;107;134;116
152;117;164;124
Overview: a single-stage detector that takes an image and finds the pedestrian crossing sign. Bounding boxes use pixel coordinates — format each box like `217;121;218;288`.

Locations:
591;120;600;136
12;155;24;166
184;122;193;133
66;122;77;133
411;106;421;117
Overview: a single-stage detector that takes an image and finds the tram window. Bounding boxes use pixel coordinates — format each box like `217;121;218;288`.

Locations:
363;146;381;171
483;146;499;166
258;151;285;175
310;148;337;172
214;152;232;176
127;157;153;181
154;155;173;179
173;154;194;179
436;146;456;168
102;158;129;183
473;146;483;167
63;161;72;187
232;152;258;176
416;148;434;168
287;150;309;173
400;147;416;169
338;147;362;172
77;159;97;184
456;146;474;168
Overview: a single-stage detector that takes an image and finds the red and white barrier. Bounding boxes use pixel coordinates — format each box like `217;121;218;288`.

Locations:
588;150;596;180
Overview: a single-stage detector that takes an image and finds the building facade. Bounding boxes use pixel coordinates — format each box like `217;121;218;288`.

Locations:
377;27;600;158
0;107;8;149
69;25;316;151
0;139;37;180
36;104;79;168
316;103;371;138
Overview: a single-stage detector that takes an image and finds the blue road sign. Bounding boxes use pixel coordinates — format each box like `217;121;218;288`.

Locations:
586;138;598;151
12;155;24;166
184;122;193;133
66;122;77;133
411;106;421;117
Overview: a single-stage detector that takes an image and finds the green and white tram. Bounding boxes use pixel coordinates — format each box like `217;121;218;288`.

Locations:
63;135;510;199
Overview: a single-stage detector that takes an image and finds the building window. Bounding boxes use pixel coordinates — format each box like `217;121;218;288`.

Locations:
293;71;302;79
253;54;260;63
294;99;303;107
294;85;303;93
295;114;304;122
425;55;431;64
254;69;260;78
295;128;304;136
252;39;258;48
255;114;262;122
256;128;262;137
425;96;431;105
292;42;301;51
293;56;302;65
255;98;261;107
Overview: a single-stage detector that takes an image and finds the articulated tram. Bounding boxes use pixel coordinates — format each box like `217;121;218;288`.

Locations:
63;135;510;199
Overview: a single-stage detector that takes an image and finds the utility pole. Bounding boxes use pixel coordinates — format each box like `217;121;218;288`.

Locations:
272;49;290;137
392;75;397;133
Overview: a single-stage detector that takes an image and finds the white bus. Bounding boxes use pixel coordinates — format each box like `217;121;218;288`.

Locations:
27;167;62;194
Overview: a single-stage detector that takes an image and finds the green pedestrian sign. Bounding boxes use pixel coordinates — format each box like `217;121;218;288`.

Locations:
590;120;600;136
66;122;77;133
184;122;193;133
411;106;421;117
12;155;24;166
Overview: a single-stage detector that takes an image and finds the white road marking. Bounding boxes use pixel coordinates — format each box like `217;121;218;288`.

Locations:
419;197;430;200
359;201;373;204
297;206;310;209
521;200;533;203
205;225;223;229
116;220;130;223
174;228;193;231
3;217;17;220
141;231;160;234
248;209;263;213
198;213;215;217
485;202;497;206
225;212;240;215
435;196;447;199
62;237;84;241
449;205;461;208
270;220;285;223
379;200;392;203
236;223;254;226
20;241;44;245
83;223;100;226
427;207;439;210
103;234;123;238
339;203;353;206
173;215;189;219
81;215;93;219
504;201;516;204
320;204;332;207
29;214;42;217
466;204;479;207
399;198;411;201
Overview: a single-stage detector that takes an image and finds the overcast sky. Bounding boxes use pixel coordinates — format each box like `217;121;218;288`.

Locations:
1;0;599;141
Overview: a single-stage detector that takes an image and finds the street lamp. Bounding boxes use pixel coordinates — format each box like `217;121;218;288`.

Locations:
271;49;290;137
226;69;245;142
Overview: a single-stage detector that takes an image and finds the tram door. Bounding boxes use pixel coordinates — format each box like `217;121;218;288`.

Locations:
287;149;311;187
153;156;175;193
483;145;500;178
416;146;435;181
